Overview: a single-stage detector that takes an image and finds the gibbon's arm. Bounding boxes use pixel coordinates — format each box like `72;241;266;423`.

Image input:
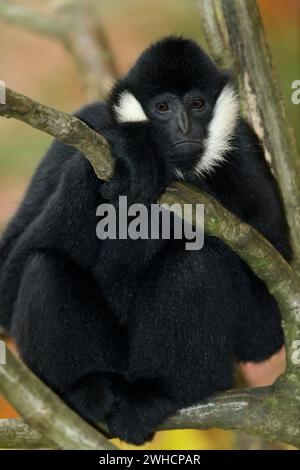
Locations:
0;102;109;265
231;120;292;260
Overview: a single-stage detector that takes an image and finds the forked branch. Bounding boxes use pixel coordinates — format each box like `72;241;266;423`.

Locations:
1;86;300;448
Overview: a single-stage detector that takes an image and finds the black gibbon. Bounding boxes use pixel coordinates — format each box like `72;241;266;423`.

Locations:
0;37;291;444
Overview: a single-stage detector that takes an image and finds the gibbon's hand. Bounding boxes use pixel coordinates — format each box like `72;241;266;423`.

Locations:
101;124;171;205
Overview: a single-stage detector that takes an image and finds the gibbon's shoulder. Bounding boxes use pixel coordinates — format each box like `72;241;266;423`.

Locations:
74;100;114;133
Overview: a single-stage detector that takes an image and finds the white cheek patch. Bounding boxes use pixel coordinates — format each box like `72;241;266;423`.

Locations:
195;85;239;175
113;90;148;123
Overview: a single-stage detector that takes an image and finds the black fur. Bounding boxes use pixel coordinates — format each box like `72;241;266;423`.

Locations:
0;37;291;444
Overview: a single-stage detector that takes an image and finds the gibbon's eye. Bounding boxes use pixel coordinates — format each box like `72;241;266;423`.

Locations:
191;98;204;110
155;101;170;113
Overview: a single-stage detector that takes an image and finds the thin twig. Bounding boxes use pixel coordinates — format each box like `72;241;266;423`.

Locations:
0;0;65;39
0;0;116;99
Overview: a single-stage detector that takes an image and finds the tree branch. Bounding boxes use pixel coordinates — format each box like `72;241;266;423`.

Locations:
0;419;55;449
0;87;114;180
0;390;277;449
0;0;116;99
2;384;300;448
1;87;300;447
0;348;116;449
1;85;300;369
54;0;117;99
0;0;65;40
197;0;232;68
199;0;300;261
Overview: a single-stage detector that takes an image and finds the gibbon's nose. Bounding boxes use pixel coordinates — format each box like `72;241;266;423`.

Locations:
177;110;190;136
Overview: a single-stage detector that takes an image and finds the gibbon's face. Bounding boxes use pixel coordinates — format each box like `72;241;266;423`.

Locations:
111;37;240;177
148;90;210;164
145;84;238;176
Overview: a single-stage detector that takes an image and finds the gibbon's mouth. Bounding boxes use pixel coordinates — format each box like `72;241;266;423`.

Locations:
172;140;202;147
171;150;202;170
